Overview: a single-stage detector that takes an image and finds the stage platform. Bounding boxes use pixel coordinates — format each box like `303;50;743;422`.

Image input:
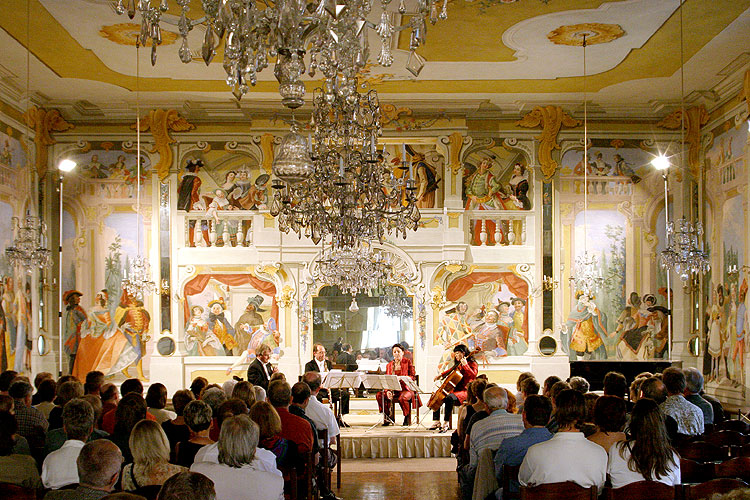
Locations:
338;408;452;459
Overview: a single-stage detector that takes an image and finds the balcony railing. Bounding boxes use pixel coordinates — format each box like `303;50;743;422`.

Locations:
564;175;634;196
466;210;529;246
183;211;255;248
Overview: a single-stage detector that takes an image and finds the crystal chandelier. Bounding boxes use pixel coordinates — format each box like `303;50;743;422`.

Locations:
121;42;155;301
381;284;412;319
314;241;393;296
271;81;420;249
6;214;52;273
660;218;710;281
116;0;445;103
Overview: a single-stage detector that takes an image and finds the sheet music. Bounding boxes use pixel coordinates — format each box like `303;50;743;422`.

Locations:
397;376;421;393
361;374;402;391
321;371;363;390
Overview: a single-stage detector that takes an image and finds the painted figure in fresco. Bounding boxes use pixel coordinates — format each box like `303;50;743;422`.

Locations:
437;301;473;372
226;317;283;374
2;277;17;368
207;299;237;355
465;157;507;245
707;284;724;382
222;171;237;194
117;294;151;379
722;283;737;383
613;309;648;360
233;295;266;355
407;145;440;209
229;169;252;206
85;154;109;178
613;154;641;184
246;174;270;209
72;290;109;379
590;152;611;176
185;305;221;356
13;280;31;373
470;309;505;357
177;159;204;211
63;290;87;373
733;280;747;389
507;297;528;356
0;289;6;372
0;139;11;166
564;293;608;361
507;163;531;210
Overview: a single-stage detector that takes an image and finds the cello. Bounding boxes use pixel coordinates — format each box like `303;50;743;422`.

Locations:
427;347;481;412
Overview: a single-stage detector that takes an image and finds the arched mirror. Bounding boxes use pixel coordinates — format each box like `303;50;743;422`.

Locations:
687;332;701;357
312;285;414;368
538;335;557;356
37;334;49;356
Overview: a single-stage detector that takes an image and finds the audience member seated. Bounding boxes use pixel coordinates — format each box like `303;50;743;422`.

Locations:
45;397;108;456
603;371;629;400
102;379;155;434
461;386;524;500
699;390;725;424
156;471;216;500
162;389;194;458
545;380;571;433
519;389;607;492
462;381;493;456
110;393;149;463
569;376;590;394
607;398;681;488
0;410;42;489
267;380;313;455
42;398;96;489
580;392;599;437
587;395;626;452
683;367;714;425
147;384;177;424
100;384;119;427
0;370;18;396
250;400;300;469
494;394;553;499
44;439;124;500
85;371;105;396
302;372;340;446
231;381;256;410
189;377;209;400
32;372;54;405
514;372;535;409
49;380;84;430
190;415;284;500
10;379;49;459
289;382;320;453
638;376;679;441
175;400;214;467
201;387;228;442
517;377;540;414
661;367;704;436
0;394;32;455
195;399;279;476
541;376;562;398
121;420;187;491
35;378;57;420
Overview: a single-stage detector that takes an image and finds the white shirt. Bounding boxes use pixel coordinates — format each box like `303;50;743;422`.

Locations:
305;394;340;444
41;439;85;489
191;461;284;500
607;442;681;489
519;432;607;491
193;442;281;477
148;407;177;424
315;358;327;373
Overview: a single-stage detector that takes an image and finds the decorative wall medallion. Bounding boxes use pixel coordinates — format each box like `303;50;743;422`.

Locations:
547;23;625;46
100;23;178;46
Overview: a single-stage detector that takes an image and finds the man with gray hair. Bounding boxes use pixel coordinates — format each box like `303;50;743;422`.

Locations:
191;415;283;500
158;471;216;500
302;371;340;446
9;379;48;459
42;398;95;489
43;440;123;500
460;386;523;500
683;367;714;425
568;376;590;394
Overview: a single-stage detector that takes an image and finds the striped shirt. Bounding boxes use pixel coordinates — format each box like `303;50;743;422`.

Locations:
469;409;524;470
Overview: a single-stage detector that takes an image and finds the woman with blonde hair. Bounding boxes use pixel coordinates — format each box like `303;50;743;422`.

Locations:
122;420;187;490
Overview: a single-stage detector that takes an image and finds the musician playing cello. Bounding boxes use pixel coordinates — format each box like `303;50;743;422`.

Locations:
430;344;478;432
376;343;420;426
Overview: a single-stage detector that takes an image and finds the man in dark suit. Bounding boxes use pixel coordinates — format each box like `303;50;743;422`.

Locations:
305;343;350;426
336;343;357;371
246;344;275;391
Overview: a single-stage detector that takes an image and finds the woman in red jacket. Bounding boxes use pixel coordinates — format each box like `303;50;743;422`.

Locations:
376;343;419;426
431;344;478;432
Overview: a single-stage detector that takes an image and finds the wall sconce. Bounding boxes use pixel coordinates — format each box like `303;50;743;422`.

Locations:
159;279;170;296
542;275;559;291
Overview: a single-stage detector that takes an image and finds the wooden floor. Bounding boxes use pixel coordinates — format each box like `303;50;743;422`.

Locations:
335;471;460;500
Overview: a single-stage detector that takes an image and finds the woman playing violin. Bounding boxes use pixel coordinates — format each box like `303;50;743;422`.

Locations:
430;344;479;432
376;343;420;426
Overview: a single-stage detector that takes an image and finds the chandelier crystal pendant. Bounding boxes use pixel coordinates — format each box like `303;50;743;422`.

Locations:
271;80;420;249
122;254;156;300
381;284;412;319
6;214;52;273
314;241;393;296
116;0;445;102
660;217;710;281
570;251;605;300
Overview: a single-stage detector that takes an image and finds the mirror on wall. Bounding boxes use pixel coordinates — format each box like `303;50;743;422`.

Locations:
157;330;176;356
37;334;49;356
312;285;414;368
688;332;701;357
538;334;557;356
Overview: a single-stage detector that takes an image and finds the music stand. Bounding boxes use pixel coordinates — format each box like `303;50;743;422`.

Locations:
396;376;430;430
322;372;363;424
361;374;402;432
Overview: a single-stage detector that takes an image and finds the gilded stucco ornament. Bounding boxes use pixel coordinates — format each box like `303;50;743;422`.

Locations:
656;105;709;176
517;105;580;179
99;23;178;46
547;23;625;46
23;106;74;177
133;109;195;181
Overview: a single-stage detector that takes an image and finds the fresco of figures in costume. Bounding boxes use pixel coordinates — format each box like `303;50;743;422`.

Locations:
176;146;269;247
382;144;443;209
66;145;151;199
62;212;152;380
703;118;748;392
182;274;283;365
462;142;532;246
559;139;650;185
436;271;529;371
